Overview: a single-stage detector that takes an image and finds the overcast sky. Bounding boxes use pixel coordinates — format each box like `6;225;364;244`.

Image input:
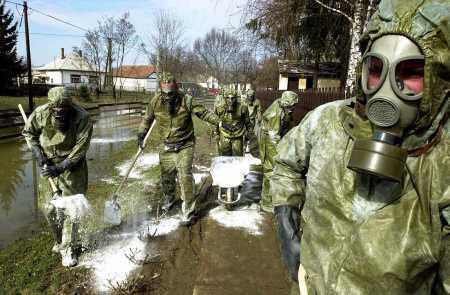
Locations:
4;0;247;66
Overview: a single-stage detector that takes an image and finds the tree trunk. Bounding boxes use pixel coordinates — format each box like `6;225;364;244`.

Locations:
345;0;363;97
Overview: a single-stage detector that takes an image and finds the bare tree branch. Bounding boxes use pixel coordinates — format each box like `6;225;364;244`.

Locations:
313;0;354;24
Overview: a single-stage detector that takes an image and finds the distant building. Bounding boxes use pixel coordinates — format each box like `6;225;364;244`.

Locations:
278;59;342;90
113;65;157;92
33;48;103;87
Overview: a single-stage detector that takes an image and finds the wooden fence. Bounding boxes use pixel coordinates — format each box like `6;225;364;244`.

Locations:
256;88;345;124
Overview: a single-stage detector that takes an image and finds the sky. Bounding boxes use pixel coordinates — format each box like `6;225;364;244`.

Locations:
4;0;247;66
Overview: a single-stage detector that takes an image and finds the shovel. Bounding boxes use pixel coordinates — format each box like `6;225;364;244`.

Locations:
18;104;91;219
104;121;156;225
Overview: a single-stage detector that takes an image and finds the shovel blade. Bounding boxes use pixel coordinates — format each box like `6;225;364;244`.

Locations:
104;198;122;226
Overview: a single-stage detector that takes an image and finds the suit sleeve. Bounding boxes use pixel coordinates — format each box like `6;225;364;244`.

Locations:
139;94;157;133
270;112;314;208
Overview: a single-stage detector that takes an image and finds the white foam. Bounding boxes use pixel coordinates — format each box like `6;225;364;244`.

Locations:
208;204;264;235
50;194;91;220
116;153;159;179
81;215;180;292
91;137;134;144
193;173;209;184
193;164;209;172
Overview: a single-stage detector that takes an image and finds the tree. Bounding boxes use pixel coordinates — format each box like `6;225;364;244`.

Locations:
312;0;379;95
0;1;23;93
254;56;279;90
193;28;240;84
112;12;138;99
141;10;185;77
242;0;379;93
83;28;105;91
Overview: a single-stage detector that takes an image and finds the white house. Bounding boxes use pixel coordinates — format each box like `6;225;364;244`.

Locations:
197;76;219;89
113;65;157;92
34;48;103;87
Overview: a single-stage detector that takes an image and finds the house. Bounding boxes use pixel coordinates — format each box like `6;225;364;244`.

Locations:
278;59;342;90
34;48;103;87
113;65;157;92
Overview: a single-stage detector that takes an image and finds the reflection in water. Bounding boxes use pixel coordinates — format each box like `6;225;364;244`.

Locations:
0;138;39;249
0;140;33;213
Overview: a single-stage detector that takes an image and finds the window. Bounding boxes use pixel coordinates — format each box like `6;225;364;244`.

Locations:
71;74;81;84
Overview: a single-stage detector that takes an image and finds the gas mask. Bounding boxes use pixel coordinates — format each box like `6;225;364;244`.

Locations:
348;35;425;182
51;104;72;131
225;96;236;113
161;82;179;115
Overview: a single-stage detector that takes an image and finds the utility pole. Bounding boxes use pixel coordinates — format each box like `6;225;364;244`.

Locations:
156;47;160;92
23;1;34;111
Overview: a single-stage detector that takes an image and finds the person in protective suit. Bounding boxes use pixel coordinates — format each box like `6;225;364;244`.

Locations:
242;89;262;157
259;90;298;213
137;72;221;225
214;88;253;156
270;0;450;293
23;86;93;267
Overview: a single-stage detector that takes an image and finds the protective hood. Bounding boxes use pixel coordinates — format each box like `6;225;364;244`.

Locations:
360;0;450;149
48;86;72;107
279;91;299;107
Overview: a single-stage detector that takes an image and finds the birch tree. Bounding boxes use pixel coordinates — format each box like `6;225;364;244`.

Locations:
312;0;378;95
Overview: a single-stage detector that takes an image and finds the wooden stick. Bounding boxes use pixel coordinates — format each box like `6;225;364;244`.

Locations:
113;120;156;197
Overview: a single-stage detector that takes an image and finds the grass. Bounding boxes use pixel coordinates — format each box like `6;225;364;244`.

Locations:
0;222;93;294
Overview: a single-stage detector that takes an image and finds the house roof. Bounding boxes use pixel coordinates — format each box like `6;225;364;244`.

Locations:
278;59;341;78
113;65;156;79
35;53;96;72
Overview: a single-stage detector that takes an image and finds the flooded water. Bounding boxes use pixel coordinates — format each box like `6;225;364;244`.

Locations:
0;108;141;249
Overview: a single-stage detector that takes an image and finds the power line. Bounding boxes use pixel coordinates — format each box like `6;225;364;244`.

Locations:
4;0;88;32
17;31;84;37
28;7;88;32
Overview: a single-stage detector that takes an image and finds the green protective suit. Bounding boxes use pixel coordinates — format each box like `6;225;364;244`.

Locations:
139;91;219;217
242;96;262;157
23;97;93;256
214;97;253;156
271;1;450;293
23;102;92;195
259;99;294;213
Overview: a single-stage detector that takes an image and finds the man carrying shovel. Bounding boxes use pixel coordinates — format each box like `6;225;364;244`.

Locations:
23;86;93;267
137;72;222;226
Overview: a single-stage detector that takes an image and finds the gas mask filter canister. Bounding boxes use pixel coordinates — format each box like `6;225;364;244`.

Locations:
348;35;425;182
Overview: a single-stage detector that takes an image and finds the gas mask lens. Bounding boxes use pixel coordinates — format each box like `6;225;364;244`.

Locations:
362;54;387;94
393;58;424;100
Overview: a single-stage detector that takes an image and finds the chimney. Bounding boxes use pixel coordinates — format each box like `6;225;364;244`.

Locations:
61;48;65;59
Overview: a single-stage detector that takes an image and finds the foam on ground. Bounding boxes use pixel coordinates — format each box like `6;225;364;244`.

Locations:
80;215;180;292
208;204;264;236
116;153;159;179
